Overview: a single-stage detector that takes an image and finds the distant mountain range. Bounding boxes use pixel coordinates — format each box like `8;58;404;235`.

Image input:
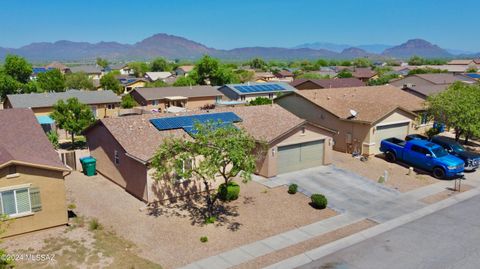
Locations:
0;33;477;62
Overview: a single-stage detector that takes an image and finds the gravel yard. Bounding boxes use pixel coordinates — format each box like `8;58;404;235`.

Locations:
65;172;336;268
332;151;438;192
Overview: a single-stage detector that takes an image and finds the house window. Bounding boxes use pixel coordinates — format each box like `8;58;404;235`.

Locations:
420;112;429;125
114;150;120;165
268;93;274;99
240;96;246;101
152;100;159;106
176;159;193;182
0;188;31;217
90;106;98;117
107;104;115;109
215;96;222;103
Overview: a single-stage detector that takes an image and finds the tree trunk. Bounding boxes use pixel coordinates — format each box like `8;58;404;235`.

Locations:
465;133;470;145
454;128;462;142
203;180;214;219
71;132;75;149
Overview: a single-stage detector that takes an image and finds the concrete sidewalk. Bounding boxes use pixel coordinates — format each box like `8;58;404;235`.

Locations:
181;168;480;269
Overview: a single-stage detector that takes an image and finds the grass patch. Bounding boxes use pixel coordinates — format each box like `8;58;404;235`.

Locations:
88;218;102;231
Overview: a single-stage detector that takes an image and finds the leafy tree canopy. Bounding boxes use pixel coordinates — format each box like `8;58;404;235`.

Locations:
248;97;273;106
150;58;171;72
427;82;480;143
65;72;95;90
121;95;138;109
152;122;262;219
100;73;123;95
50;97;95;146
173;76;197;87
128;62;149;77
96;57;109;69
37;69;66;92
337;69;353;78
3;54;32;83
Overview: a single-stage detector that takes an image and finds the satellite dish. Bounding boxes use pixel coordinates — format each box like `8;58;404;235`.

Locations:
350;109;358;117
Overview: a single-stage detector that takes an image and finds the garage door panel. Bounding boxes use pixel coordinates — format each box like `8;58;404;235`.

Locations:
374;122;409;154
278;140;324;174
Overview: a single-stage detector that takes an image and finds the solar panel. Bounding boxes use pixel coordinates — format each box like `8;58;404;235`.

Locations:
150;112;242;136
232;84;289;93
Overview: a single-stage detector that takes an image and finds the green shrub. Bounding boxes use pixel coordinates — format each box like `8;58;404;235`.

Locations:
217;181;240;201
288;184;298;194
68;203;77;210
200;236;208;243
88;218;102;231
205;216;216;224
47;130;59;149
310;194;328;209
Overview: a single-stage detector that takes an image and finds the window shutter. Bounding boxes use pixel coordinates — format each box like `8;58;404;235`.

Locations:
29;187;42;212
16;189;30;213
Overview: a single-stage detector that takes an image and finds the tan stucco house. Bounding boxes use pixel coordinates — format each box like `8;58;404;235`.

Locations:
130;86;224;112
0;109;69;237
3;90;121;119
84;105;334;203
276;85;426;155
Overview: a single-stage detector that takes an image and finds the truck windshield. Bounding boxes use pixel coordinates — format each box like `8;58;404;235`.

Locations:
432;147;448;157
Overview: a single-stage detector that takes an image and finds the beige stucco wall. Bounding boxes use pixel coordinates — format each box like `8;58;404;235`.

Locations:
256;124;333;178
276;94;370;154
31;104;119;119
0;165;67;237
85;123;148;201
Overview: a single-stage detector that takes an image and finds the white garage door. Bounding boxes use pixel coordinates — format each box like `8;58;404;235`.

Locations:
277;140;324;174
374;122;409;153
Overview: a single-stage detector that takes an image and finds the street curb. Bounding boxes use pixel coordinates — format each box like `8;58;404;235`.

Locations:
264;188;480;269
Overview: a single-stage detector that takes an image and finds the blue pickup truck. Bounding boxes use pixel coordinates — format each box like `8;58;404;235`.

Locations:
380;137;465;179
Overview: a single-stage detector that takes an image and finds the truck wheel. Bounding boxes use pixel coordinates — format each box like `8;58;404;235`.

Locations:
385;151;396;163
432;167;446;179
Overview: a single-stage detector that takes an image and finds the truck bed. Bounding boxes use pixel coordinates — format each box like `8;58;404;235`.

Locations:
382;137;406;147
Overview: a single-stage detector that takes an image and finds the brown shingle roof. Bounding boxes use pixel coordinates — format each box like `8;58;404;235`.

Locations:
0;109;67;171
352;68;377;79
415;73;475;84
131;86;223;101
88;105;305;162
291;78;365;88
294;85;425;123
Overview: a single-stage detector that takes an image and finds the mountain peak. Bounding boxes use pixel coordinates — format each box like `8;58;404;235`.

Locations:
382;39;451;58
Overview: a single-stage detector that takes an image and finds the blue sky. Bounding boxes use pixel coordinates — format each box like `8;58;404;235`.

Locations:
1;0;478;51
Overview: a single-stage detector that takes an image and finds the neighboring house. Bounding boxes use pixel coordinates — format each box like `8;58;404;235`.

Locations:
175;65;195;76
218;82;297;102
351;68;378;82
45;61;70;74
316;67;338;77
276;85;426;155
274;70;295;82
447;59;480;69
130;86;223;112
144;72;174;82
390;73;477;99
291;78;365;90
30;67;55;80
388;66;417;77
110;63;133;75
0;109;69;237
83;105;334;202
254;72;277;83
69;65;104;80
115;76;147;93
3;90;120;119
419;64;471;74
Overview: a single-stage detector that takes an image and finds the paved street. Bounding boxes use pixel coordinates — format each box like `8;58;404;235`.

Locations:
299;193;480;269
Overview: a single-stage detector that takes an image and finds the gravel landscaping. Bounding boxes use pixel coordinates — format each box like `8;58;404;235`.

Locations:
65;172;337;268
332;151;438;192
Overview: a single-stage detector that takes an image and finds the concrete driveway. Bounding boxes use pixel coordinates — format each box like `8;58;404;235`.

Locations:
254;165;410;218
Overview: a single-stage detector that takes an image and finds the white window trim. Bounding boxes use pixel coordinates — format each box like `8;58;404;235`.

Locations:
0;184;31;193
0;187;33;218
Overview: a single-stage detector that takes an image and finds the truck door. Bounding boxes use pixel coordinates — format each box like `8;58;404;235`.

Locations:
408;145;433;171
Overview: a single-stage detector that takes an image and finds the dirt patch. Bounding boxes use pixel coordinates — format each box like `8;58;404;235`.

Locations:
1;216;161;269
234;219;377;269
66;172;337;268
332;151;438;192
421;184;474;204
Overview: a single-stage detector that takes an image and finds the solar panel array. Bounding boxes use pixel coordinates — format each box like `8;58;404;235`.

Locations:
150;112;242;135
233;84;289;93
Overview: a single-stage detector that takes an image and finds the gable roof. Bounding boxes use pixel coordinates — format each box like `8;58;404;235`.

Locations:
145;72;173;81
291;78;365;89
0;109;68;171
110;63;130;70
69;65;103;74
275;70;294;77
176;65;194;72
402;84;448;98
85;105;308;162
131;86;223;101
414;73;476;84
6;90;120;108
351;68;377;79
286;85;425;123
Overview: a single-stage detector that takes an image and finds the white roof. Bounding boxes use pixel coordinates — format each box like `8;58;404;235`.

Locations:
145;72;173;81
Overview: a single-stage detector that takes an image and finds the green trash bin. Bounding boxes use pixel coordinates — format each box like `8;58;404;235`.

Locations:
80;157;96;176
